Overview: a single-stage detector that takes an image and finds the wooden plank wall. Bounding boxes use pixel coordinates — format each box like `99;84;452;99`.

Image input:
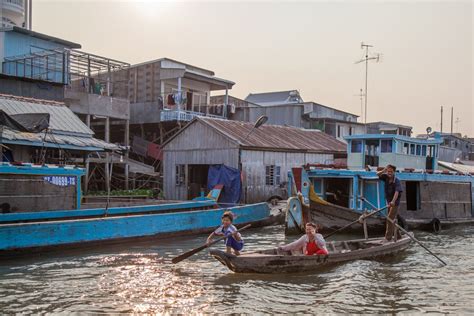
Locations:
398;181;472;220
0;174;77;212
241;151;333;203
163;121;239;200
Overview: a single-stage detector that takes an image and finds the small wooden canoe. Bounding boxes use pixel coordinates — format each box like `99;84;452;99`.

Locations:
210;235;411;274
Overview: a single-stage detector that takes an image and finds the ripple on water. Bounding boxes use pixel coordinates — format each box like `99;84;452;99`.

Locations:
0;225;473;313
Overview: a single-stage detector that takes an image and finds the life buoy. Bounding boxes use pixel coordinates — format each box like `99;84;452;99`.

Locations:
431;218;442;233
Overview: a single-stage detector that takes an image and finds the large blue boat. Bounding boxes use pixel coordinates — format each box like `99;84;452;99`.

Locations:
0;163;275;255
285;134;474;234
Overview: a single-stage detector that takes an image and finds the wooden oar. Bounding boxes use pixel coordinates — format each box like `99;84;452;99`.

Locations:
360;197;447;266
323;205;389;239
171;224;251;264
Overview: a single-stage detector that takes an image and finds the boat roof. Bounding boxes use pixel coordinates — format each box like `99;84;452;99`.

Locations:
344;134;443;145
300;167;474;180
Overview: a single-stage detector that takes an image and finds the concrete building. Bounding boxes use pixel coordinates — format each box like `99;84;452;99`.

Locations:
366;121;413;136
210;95;261;122
416;132;471;162
107;58;235;180
115;57;235;134
162;117;346;203
0;26;148;192
467;137;474;161
245;90;304;106
1;0;32;29
231;90;365;142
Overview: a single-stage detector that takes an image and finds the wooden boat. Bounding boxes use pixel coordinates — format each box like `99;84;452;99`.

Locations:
308;197;386;233
0;163;281;256
285;165;474;234
210;235;412;274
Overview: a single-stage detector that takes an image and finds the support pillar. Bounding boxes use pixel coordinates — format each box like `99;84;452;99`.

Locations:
85;114;91;194
177;77;182;112
224;88;229;118
84;154;90;195
124;119;130;190
105;116;110;193
107;60;111;96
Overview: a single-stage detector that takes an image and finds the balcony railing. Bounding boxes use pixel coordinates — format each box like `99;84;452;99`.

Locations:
3;0;24;13
160;110;223;122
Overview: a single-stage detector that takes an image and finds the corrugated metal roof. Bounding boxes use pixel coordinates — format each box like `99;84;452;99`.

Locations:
198;117;346;153
0;126;120;151
0;94;93;137
245;90;303;106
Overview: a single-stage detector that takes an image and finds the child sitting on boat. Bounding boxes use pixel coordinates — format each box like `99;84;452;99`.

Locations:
207;211;244;255
278;222;329;255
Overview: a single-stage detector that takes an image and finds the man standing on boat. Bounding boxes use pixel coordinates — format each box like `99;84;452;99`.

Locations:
377;164;403;242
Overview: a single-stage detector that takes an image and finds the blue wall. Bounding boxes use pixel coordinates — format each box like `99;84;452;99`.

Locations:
2;31;71;83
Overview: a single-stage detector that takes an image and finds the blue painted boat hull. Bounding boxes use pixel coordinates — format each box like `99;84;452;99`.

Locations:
0;202;271;254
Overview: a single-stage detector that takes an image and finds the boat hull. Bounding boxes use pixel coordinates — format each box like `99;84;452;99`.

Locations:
211;236;412;274
0;202;272;256
308;201;386;233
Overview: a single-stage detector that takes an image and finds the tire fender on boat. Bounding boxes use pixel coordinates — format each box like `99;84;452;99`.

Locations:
431;218;442;233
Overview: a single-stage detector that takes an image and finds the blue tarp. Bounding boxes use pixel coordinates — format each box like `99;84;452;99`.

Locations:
207;165;242;204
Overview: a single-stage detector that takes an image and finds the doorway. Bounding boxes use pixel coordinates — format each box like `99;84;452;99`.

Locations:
324;178;352;208
405;181;420;211
187;164;210;200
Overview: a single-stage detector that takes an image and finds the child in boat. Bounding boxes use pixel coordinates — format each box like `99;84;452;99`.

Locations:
207;211;244;255
278;222;329;255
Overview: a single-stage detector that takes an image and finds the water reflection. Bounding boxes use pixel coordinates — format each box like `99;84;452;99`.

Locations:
0;225;473;313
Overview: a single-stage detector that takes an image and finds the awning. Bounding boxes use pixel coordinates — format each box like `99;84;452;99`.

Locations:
0;126;121;152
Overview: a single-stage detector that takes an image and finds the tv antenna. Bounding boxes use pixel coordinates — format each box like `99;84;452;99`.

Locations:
355;42;381;125
455;117;461;133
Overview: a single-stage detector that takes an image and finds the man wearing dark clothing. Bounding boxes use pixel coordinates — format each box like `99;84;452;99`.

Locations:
377;164;403;241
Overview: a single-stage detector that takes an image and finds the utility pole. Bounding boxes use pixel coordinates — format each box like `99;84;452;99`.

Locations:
440;106;443;133
353;88;365;119
355;42;380;126
450;106;453;134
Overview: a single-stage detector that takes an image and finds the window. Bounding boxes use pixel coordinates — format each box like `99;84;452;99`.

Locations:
349;127;353;136
381;140;393;153
351;140;362;153
410;144;415;155
403;143;409;154
312;178;323;194
265;165;281;186
406;181;420;211
175;165;185;186
428;145;435;157
337;125;341;138
416;145;421;156
422;145;427;156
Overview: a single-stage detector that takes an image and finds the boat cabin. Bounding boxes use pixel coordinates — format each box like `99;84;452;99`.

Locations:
288;166;474;224
0;162;84;212
345;134;442;170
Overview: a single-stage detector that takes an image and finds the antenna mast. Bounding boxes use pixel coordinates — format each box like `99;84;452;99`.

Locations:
355;42;381;126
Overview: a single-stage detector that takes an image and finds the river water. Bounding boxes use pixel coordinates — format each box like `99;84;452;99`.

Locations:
0;225;473;314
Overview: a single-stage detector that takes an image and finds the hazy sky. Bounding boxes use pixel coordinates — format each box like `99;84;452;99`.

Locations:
33;0;473;136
